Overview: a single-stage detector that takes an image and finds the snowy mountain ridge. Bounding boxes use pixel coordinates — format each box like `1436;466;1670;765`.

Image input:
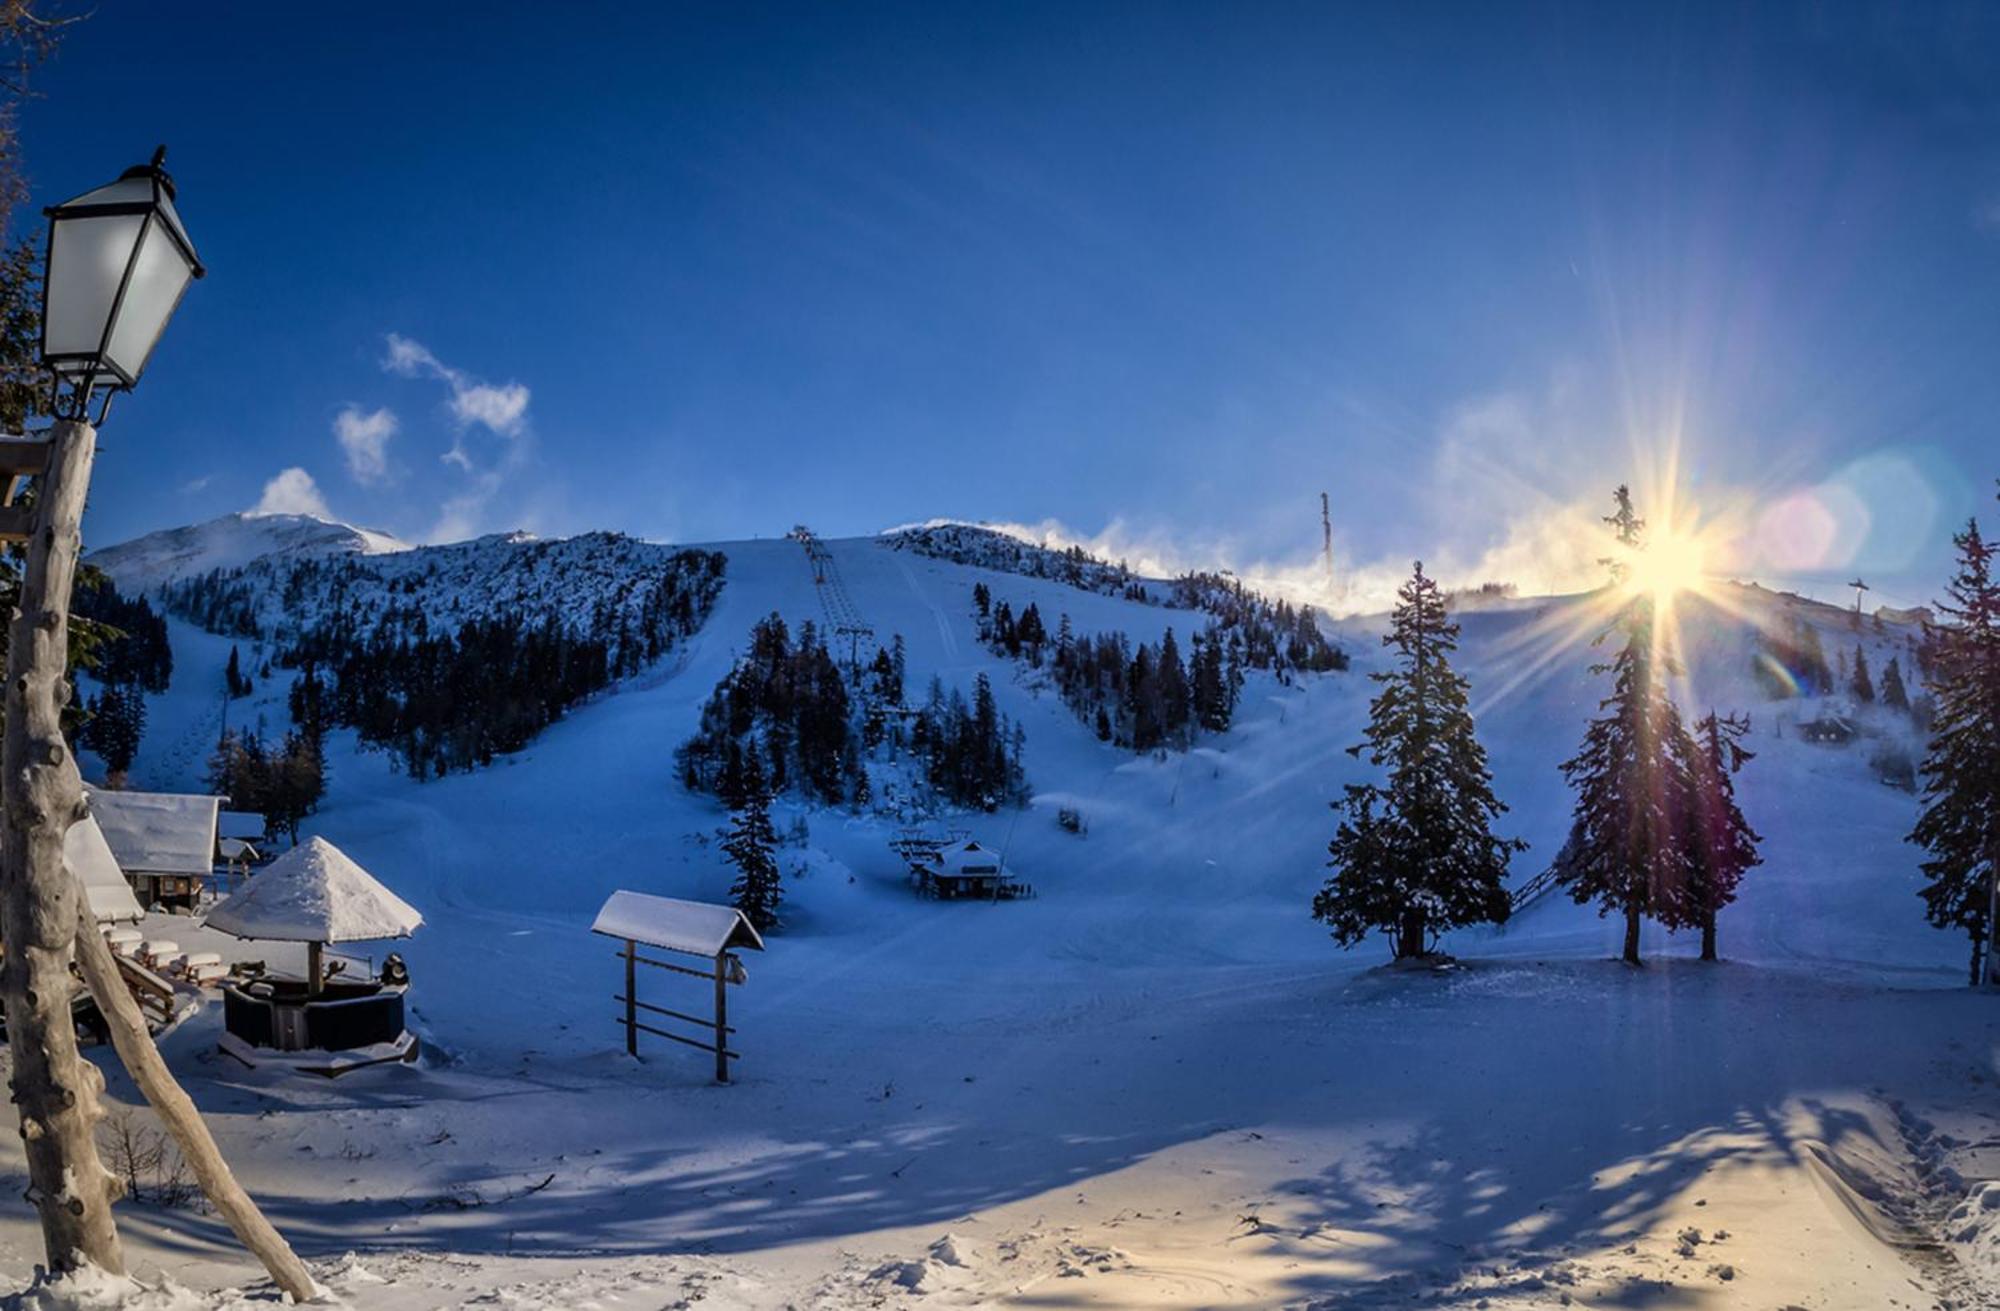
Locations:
88;511;411;595
128;528;727;659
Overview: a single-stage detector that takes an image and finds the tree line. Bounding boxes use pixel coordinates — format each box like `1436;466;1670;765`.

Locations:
67;575;173;779
973;582;1344;754
189;548;730;781
677;612;1029;818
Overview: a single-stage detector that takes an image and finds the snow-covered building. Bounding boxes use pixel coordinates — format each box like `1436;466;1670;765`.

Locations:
85;786;221;911
219;810;267;843
912;840;1030;900
66;814;144;925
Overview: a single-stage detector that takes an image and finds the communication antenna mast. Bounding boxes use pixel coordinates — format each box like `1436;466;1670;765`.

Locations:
1320;492;1334;593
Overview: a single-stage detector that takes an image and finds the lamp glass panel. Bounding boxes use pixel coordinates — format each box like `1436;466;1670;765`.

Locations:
102;217;194;382
153;190;199;265
44;211;144;362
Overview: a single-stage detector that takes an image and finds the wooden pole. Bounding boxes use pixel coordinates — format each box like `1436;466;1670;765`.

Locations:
624;938;638;1056
0;418;124;1274
713;953;729;1084
306;940;324;997
71;898;316;1301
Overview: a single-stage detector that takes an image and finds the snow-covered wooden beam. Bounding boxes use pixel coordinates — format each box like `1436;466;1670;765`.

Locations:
0;436;51;514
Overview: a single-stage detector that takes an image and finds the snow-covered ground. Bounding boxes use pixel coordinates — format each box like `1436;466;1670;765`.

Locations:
3;529;1995;1309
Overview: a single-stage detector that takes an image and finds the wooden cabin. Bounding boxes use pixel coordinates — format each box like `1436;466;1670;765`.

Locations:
85;787;221;911
1800;712;1858;746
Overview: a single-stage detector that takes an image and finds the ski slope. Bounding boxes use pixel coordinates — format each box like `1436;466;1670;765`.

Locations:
3;528;1995;1309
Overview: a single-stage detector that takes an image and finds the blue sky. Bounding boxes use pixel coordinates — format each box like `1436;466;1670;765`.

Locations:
19;3;2000;607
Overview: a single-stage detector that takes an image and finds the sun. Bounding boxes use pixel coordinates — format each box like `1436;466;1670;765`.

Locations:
1621;528;1710;604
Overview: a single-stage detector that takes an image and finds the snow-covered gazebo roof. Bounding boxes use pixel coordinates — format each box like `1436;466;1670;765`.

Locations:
591;891;764;957
205;836;421;944
66;815;143;925
85;786;220;876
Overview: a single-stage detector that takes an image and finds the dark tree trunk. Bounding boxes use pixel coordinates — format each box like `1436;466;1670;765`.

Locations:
1700;911;1718;962
1394;909;1427;960
1622;902;1642;965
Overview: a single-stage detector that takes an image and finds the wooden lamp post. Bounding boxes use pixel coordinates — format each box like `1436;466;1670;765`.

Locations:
0;148;312;1298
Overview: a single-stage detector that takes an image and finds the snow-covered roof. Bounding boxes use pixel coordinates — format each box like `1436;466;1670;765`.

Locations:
923;841;1015;879
66;815;143;925
86;787;220;876
205;836;422;944
218;810;266;841
217;837;260;862
591;891;765;957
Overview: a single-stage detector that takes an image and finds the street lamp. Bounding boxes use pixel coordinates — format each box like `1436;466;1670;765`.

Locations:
40;145;205;422
0;147;306;1297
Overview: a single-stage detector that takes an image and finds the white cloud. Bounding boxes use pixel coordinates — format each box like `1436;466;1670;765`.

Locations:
382;333;530;437
450;381;531;435
369;332;555;542
250;467;331;519
334;405;398;484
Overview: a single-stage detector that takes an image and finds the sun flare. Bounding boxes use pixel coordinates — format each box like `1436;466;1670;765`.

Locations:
1621;528;1711;604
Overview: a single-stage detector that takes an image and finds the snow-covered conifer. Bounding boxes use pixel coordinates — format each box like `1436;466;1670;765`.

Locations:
1679;711;1761;961
1315;560;1520;959
1556;487;1700;965
725;757;784;931
1911;511;2000;985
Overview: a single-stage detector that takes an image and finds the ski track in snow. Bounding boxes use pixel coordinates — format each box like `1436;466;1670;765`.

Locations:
4;532;1995;1309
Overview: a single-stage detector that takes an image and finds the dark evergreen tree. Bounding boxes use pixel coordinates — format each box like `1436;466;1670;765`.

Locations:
1556;487;1700;965
225;645;252;698
1681;711;1761;961
1850;644;1875;704
724;758;784;931
1156;628;1191;749
1881;656;1911;714
1911;513;2000;986
1798;622;1832;696
1191;629;1237;733
1314;561;1521;958
83;682;145;778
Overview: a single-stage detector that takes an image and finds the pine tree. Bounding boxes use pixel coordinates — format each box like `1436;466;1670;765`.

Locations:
1911;513;2000;986
1191;631;1235;733
724;757;784;931
1315;561;1521;958
1850;644;1874;704
1799;622;1832;696
1556;487;1700;965
1681;711;1761;961
84;682;146;778
1882;656;1911;714
1156;628;1191;749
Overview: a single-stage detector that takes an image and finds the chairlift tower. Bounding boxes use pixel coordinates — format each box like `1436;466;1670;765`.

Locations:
790;524;875;671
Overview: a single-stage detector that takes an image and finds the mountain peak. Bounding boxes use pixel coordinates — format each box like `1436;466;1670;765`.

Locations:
90;511;412;593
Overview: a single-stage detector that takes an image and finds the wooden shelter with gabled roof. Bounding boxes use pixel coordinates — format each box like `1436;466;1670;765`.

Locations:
85;785;220;911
